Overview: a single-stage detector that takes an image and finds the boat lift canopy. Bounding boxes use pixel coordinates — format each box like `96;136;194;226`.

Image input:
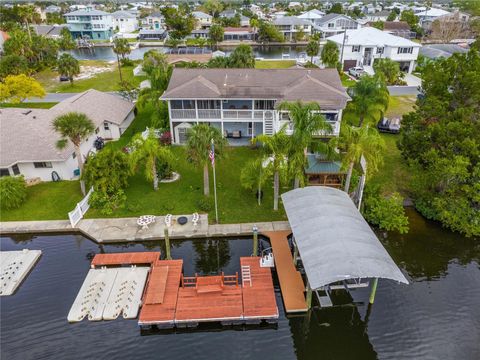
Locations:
281;187;408;291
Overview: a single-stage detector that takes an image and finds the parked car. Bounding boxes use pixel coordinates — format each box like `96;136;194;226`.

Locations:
59;75;69;82
348;66;365;79
377;117;401;134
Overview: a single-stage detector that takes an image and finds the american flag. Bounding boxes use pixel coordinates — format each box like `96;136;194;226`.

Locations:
209;141;215;166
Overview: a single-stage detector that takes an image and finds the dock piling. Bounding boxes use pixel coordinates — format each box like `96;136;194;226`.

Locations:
306;281;313;309
369;278;378;304
164;227;172;260
252;224;258;257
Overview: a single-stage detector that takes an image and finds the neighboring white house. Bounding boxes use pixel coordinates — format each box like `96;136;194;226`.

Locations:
297;9;326;29
112;10;138;33
161;68;350;144
45;5;62;13
414;7;451;29
328;27;421;73
273;17;312;41
192;11;213;29
0;90;135;182
315;14;361;38
143;12;165;30
364;10;391;22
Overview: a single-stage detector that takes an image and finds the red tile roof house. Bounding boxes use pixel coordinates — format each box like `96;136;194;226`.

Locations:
161;68;350;145
0;90;135;181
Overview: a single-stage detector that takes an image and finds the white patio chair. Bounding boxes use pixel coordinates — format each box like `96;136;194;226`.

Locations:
165;214;172;227
192;212;199;226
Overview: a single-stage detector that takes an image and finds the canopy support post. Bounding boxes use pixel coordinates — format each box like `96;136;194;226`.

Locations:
369;278;378;304
306;281;313;309
292;240;298;266
164;227;172;260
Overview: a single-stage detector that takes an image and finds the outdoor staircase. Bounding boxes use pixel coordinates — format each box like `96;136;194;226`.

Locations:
264;111;274;135
241;265;252;287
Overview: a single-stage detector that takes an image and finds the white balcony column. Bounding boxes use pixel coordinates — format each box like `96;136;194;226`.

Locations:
221;121;224;137
220;100;224;120
195;100;199;119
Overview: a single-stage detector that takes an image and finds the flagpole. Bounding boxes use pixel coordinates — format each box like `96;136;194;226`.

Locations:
211;139;219;224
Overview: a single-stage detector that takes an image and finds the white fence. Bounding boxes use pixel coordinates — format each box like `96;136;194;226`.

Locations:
68;187;94;228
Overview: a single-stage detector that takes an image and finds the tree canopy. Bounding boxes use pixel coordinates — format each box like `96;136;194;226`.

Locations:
162;7;195;40
57;53;80;84
373;58;404;85
0;74;45;103
398;49;480;237
258;21;284;43
306;39;320;62
321;40;339;68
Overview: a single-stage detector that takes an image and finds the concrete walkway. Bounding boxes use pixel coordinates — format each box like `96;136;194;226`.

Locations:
0;214;291;243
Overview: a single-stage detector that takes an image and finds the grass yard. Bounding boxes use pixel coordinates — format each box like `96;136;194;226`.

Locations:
87;146;287;223
341;73;357;88
36;60;146;93
370;134;411;197
0;181;82;221
0;102;58;109
255;60;296;69
386;95;416;118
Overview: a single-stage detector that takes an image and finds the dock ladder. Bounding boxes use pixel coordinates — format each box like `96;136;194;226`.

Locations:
241;265;252;287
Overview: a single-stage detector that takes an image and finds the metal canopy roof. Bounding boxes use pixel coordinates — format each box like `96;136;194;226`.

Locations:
281;187;408;290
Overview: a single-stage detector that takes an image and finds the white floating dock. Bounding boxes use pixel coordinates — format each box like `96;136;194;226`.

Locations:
68;266;149;322
0;249;42;296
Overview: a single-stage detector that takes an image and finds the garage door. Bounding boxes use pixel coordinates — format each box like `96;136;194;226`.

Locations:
343;60;357;71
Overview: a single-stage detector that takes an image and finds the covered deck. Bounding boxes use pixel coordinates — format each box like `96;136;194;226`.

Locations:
281;187;409;308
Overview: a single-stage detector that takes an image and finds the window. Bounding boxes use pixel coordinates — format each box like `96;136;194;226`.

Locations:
397;47;413;54
0;168;10;177
197;100;220;109
104;122;110;130
170;100;195;110
377;47;384;54
254;100;275;110
352;45;361;52
12;164;20;175
328;23;334;28
72;152;76;159
34;162;52;168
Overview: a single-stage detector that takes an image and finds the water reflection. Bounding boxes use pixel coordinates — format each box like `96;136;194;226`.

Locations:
193;239;231;275
380;208;480;281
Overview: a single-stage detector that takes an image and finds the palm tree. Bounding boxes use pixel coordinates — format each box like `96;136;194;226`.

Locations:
186;124;227;196
253;129;290;211
344;75;389;127
332;124;385;194
52;112;95;195
278;101;332;188
18;5;37;41
306;39;320;63
113;38;131;82
57;53;80;84
240;157;272;205
129;131;175;191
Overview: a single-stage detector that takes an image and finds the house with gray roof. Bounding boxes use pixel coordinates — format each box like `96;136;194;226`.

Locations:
0;90;135;181
315;13;361;38
273;16;312;41
32;25;67;39
112;10;138;33
64;9;114;40
161;68;350;144
192;11;212;29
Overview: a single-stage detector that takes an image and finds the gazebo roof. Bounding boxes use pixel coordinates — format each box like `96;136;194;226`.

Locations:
304;154;344;175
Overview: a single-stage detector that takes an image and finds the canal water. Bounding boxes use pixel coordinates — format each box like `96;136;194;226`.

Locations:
68;45;307;61
1;209;479;360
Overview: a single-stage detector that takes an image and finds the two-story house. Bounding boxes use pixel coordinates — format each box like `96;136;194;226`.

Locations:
143;12;165;30
297;9;326;30
192;11;213;29
315;13;361;38
64;9;113;40
161;68;350;145
272;17;312;41
329;27;421;73
112;10;138;33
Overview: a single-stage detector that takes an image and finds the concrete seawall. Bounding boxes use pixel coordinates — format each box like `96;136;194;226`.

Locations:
0;215;290;243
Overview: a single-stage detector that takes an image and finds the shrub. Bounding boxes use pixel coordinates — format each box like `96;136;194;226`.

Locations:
363;185;409;234
0;176;27;210
89;189;126;215
120;58;134;67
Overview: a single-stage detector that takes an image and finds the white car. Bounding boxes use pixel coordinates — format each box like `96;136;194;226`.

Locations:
348;67;365;78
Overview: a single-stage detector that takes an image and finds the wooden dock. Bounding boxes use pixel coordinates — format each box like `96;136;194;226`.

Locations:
88;252;278;328
263;231;308;313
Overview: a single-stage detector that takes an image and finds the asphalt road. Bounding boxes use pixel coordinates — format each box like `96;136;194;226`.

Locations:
387;86;420;96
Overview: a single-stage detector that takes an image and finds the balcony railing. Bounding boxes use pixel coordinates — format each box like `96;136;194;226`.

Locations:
170;109;269;120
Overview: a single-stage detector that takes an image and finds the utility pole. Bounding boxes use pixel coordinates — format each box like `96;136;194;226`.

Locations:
340;29;347;71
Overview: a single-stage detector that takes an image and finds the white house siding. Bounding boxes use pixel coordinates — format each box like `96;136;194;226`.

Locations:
114;17;138;33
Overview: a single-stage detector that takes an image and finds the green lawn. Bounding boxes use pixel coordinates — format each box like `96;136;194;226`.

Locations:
386;95;416;118
341;73;356;88
0;181;82;221
36;60;146;93
0;102;58;109
1;107;287;223
255;60;296;69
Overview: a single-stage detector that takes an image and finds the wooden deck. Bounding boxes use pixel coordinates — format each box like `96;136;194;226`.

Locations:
87;253;278;328
241;257;279;321
263;231;308;313
91;252;160;267
138;260;183;327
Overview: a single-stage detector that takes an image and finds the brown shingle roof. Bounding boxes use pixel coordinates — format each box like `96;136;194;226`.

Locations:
161;68;350;110
382;21;411;31
0;90;135;167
